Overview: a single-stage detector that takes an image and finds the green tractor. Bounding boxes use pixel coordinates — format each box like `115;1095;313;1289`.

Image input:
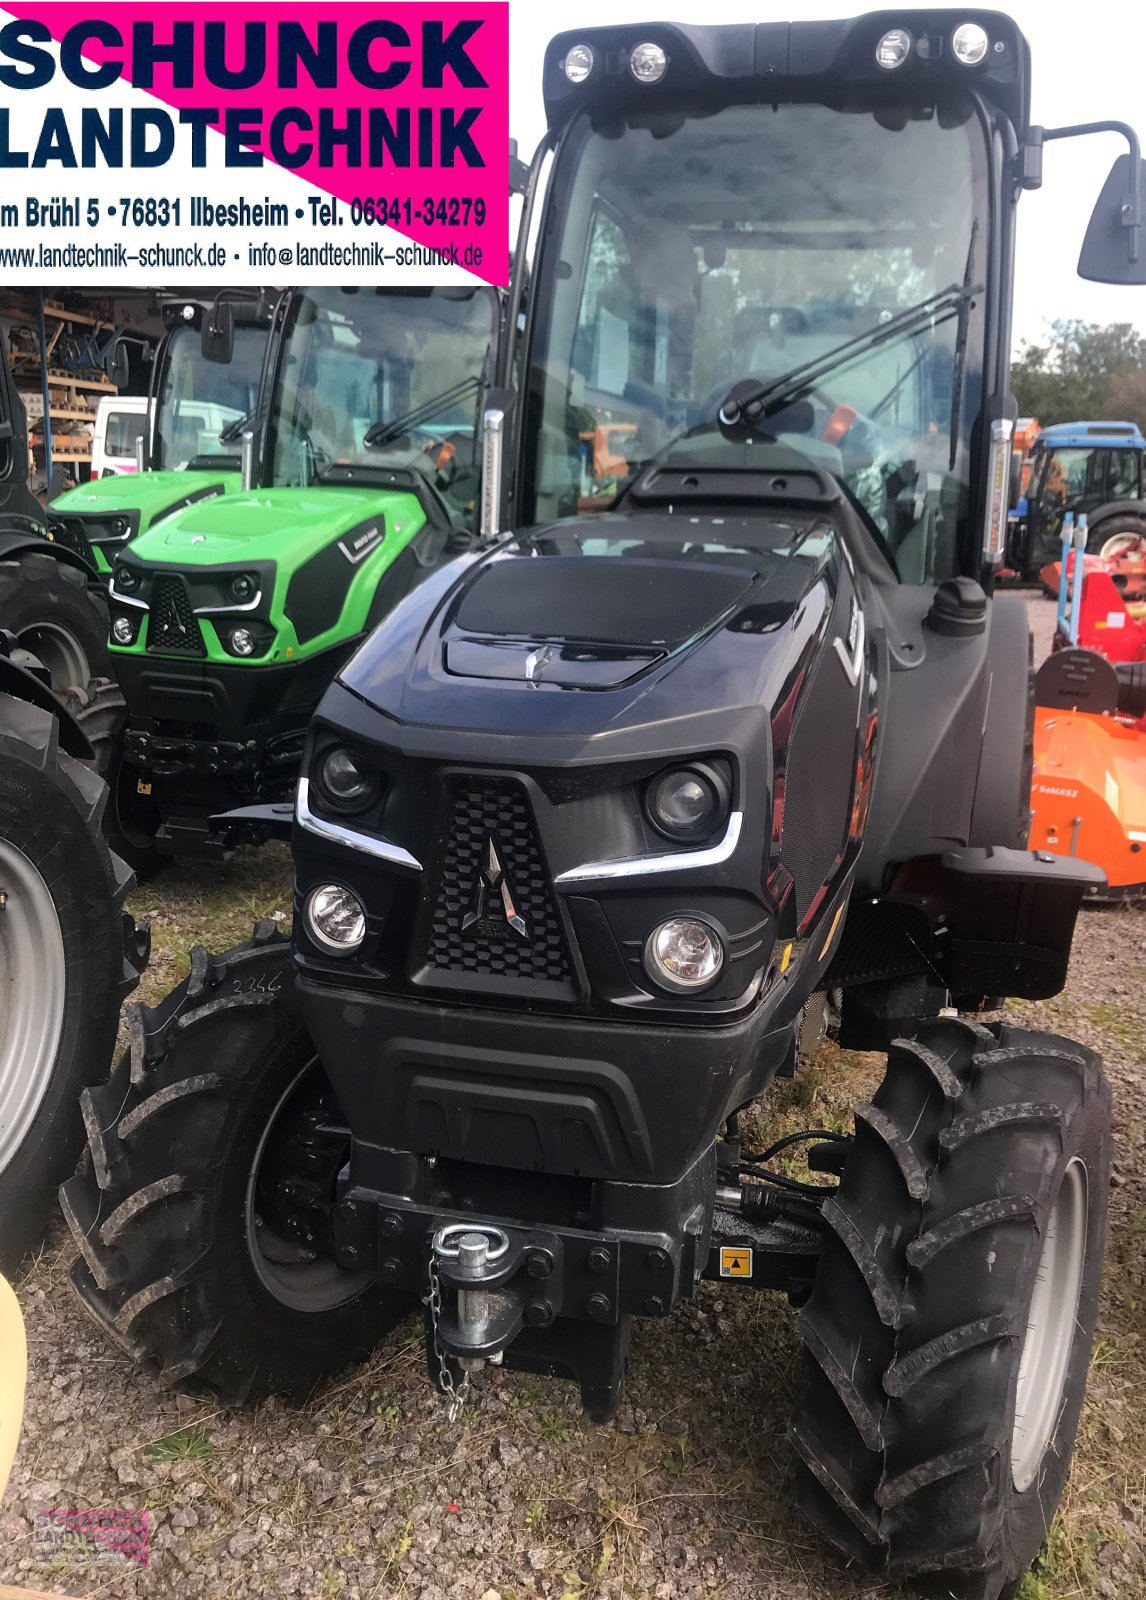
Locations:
48;292;273;578
103;285;501;873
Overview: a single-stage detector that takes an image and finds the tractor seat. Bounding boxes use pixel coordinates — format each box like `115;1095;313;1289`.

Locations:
1034;648;1119;715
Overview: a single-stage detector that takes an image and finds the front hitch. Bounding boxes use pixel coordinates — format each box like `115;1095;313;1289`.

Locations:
427;1221;567;1369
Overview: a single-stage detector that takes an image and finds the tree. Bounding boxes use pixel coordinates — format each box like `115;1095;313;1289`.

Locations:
1010;319;1146;426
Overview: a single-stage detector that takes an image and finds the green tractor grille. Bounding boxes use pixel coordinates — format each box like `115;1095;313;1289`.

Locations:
148;575;206;658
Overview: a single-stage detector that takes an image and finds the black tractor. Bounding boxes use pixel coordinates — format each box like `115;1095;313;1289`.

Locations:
65;13;1145;1597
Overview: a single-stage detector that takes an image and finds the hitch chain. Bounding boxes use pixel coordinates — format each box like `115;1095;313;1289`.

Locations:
425;1253;470;1424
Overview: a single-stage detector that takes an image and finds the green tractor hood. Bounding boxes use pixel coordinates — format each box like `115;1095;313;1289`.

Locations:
109;481;433;667
51;469;238;573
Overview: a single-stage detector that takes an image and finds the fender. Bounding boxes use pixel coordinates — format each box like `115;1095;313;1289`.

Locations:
0;646;94;759
1085;498;1146;532
0;526;101;584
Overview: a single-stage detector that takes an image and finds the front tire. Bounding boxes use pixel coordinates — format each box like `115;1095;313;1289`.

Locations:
790;1017;1110;1600
0;693;140;1272
62;929;411;1403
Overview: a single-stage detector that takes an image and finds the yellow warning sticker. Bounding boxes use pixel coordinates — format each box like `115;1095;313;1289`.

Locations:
136;780;153;796
719;1246;753;1279
779;942;794;974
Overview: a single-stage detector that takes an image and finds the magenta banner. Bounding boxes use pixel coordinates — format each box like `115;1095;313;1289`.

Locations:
0;3;509;284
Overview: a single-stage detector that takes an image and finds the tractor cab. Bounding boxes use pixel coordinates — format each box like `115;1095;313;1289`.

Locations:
1008;418;1146;571
48;294;273;575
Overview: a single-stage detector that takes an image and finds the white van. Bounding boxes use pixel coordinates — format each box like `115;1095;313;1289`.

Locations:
91;395;149;479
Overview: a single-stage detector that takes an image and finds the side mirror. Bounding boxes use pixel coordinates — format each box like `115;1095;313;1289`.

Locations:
202;300;235;364
1079;154;1146;284
1009;450;1023;512
509;137;530;197
105;336;131;390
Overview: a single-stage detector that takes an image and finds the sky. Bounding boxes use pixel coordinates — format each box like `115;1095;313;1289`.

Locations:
506;0;1146;353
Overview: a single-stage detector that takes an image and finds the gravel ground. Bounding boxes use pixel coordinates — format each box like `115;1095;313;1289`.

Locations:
1;597;1143;1600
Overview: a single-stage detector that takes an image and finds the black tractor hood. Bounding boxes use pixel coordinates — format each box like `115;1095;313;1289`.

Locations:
337;513;843;752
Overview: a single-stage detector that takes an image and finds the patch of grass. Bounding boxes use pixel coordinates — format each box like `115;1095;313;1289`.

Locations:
1017;1517;1101;1600
144;1426;214;1462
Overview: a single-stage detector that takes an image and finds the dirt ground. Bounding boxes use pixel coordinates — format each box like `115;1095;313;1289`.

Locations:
1;597;1143;1600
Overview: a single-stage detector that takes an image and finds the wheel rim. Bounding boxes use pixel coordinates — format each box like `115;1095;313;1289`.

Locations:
15;623;91;697
1012;1158;1089;1492
1098;530;1145;561
0;838;67;1175
245;1057;374;1312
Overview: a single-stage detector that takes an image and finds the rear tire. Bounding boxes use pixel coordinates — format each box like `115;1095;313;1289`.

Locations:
790;1017;1110;1600
0;551;110;702
62;929;411;1403
0;693;140;1272
1086;515;1146;562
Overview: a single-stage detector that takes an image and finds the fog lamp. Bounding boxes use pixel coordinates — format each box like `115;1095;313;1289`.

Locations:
875;28;912;68
951;22;989;65
305;884;366;954
630;42;667;83
111;615;136;646
644;918;723;992
562;43;594;83
229;627;256;656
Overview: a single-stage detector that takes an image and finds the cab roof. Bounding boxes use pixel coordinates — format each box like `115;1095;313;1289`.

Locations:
1037;421;1145;450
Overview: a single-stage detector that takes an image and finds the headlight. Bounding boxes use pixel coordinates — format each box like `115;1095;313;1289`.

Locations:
229;626;256;657
644;917;723;992
229;572;256;603
111;517;129;537
951;22;989;65
315;746;380;812
111;615;136;645
646;764;729;842
305;884;367;954
114;564;139;592
562;43;594;83
629;42;667;83
875;28;912;69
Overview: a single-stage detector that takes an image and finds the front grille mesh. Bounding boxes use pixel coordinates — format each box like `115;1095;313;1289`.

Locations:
425;778;572;984
148;575;205;657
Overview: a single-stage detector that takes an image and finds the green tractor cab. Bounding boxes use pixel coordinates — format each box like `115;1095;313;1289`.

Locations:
48;293;272;576
105;284;500;871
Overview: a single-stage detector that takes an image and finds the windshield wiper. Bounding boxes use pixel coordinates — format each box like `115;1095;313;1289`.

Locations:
364;376;482;450
218;412;254;446
716;278;984;433
947;219;979;471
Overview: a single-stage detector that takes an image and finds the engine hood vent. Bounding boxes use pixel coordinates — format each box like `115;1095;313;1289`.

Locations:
454;555;757;649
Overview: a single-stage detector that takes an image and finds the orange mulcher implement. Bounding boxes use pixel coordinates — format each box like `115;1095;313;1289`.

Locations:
1030;577;1146;898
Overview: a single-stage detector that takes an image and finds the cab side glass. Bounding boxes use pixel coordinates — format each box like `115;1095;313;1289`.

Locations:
1079;155;1146;284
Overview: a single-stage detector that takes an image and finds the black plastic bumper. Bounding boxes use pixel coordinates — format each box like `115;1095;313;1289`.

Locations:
297;975;794;1187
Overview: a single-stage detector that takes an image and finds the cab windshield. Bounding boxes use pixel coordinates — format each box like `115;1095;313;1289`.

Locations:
153;324;265;472
266;287;498;529
523;99;988;582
